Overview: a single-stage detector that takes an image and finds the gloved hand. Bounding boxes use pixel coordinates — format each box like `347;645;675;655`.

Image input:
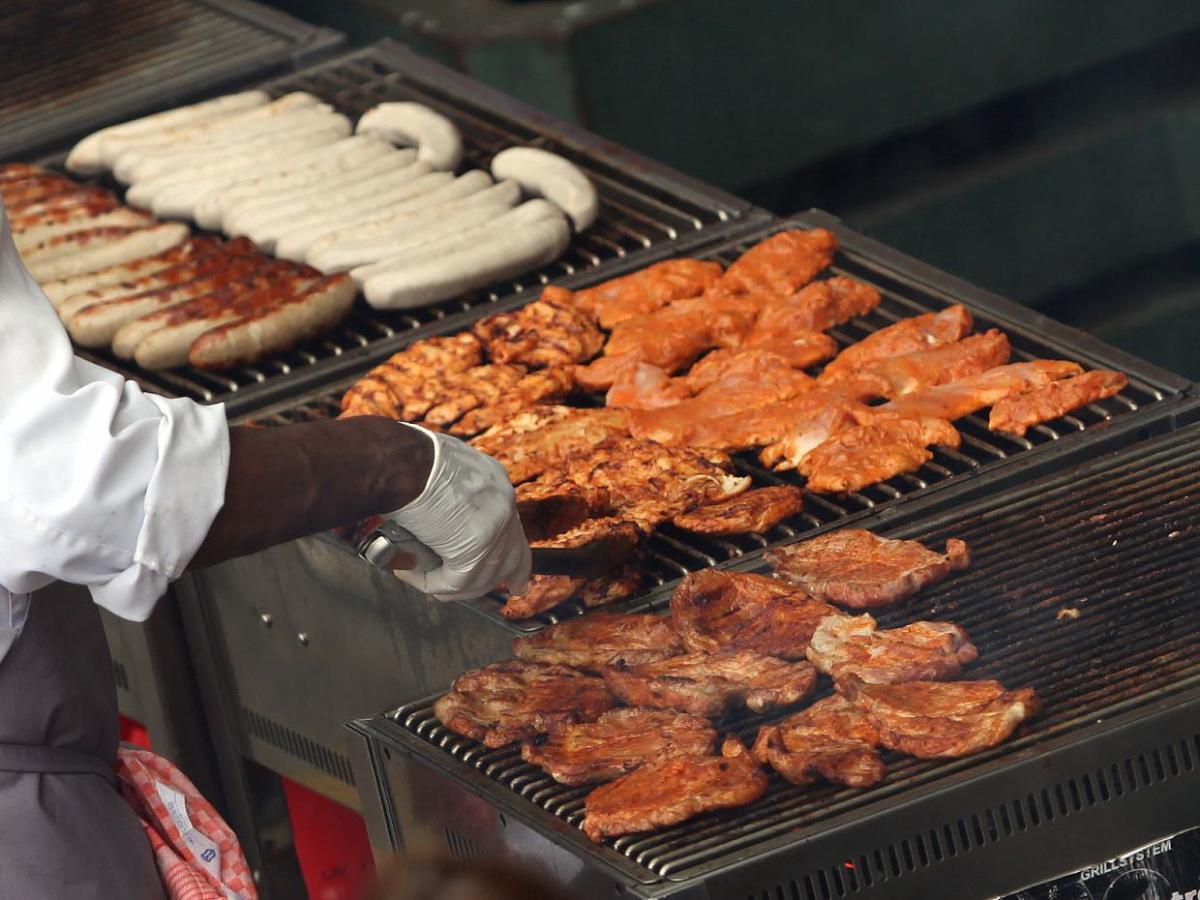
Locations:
386;423;531;601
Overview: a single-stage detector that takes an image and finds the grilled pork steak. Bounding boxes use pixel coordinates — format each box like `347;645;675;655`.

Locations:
752;695;885;788
522;707;716;785
807;614;978;685
512;613;684;672
433;660;614;748
670;485;806;535
766;529;970;608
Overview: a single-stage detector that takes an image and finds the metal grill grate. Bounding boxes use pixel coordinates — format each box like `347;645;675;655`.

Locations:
69;40;750;416
248;215;1189;633
0;0;339;162
386;421;1200;886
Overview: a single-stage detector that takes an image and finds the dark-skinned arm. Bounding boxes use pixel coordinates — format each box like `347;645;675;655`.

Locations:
189;415;433;569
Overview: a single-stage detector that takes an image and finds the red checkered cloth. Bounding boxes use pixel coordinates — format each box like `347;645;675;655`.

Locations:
116;747;259;900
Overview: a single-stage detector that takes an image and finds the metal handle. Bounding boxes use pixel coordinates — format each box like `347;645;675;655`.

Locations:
357;521;442;574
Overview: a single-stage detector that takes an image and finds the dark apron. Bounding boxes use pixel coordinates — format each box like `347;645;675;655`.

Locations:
0;581;166;899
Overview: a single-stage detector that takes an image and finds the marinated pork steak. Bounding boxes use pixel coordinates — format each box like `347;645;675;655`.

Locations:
806;614;979;685
751;695;885;788
840;677;1041;759
766;529;970;608
555;258;724;329
473;297;605;368
669;570;841;659
988;369;1127;437
471;405;629;485
670;485;806;535
582;737;767;841
602;650;818;717
433;660;615;748
512;613;684;672
521;707;717;785
820;305;973;378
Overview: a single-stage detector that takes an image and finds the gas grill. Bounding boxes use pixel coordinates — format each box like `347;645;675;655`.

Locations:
347;415;1200;900
60;38;754;418
0;0;341;162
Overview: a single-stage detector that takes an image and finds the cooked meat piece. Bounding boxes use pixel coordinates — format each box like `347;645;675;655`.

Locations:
669;570;841;659
520;438;750;529
500;575;587;620
582;737;767;841
512;613;684;671
796;415;961;491
473;298;605;369
603;650;818;716
988;369;1128;436
748;276;880;337
883;360;1084;422
766;529;970;609
819;330;1011;400
840;677;1041;759
627;354;815;443
423;364;529;428
751;695;885;788
580;566;643;609
822;305;974;378
516;481;600;541
471;406;629;484
575;293;763;391
670;485;806;535
564;259;724;328
673;390;871;452
807;614;978;684
713;228;838;296
339;334;483;419
522;708;717;785
433;660;615;748
449;367;575;437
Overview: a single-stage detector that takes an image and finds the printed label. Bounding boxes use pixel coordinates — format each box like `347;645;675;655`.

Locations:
154;779;222;882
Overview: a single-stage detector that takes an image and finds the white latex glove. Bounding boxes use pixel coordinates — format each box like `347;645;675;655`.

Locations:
387;423;531;601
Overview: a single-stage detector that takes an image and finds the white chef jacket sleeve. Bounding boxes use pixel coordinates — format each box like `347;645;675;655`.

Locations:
0;200;229;622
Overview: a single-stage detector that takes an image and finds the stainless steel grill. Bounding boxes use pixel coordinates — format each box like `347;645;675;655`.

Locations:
249;212;1192;633
349;416;1200;900
0;0;340;162
69;39;753;416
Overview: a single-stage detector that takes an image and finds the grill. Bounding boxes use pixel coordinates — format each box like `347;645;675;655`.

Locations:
0;0;341;162
248;212;1194;633
348;416;1200;900
63;39;753;417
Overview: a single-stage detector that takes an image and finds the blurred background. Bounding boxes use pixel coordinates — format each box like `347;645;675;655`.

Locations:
262;0;1200;381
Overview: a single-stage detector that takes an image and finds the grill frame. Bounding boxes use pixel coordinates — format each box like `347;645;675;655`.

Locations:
347;416;1200;899
0;0;343;163
247;211;1195;635
50;38;757;417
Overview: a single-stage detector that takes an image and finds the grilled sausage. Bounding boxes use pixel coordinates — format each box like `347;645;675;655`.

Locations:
491;147;598;231
20;226;147;264
9;190;121;231
14;208;153;252
41;237;228;307
188;274;357;369
359;201;570;310
25;223;190;283
66;91;269;175
356;102;463;171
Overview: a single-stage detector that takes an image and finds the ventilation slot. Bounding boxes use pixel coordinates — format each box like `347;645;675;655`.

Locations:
242;707;355;785
443;827;484;862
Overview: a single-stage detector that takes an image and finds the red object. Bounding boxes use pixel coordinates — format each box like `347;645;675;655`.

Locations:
282;778;375;900
120;714;152;750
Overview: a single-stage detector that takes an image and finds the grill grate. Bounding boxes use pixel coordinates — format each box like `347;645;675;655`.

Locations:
0;0;338;162
247;215;1188;633
68;40;748;416
386;421;1200;885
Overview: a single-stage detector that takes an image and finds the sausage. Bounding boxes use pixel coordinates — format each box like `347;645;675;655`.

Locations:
14;208;152;253
98;92;320;169
0;163;51;183
221;152;420;238
66;91;269;175
40;236;225;306
19;226;147;264
125;272;321;369
25;223;190;283
307;197;515;273
188;274;357;369
490;147;599;231
356;102;463;171
273;170;493;262
0;176;79;208
305;179;521;271
9;190;120;230
359;201;570;310
67;257;283;348
192;136;395;230
242;164;441;251
6;184;106;215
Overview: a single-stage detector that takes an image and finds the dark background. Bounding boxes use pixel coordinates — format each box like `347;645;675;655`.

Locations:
263;0;1200;381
